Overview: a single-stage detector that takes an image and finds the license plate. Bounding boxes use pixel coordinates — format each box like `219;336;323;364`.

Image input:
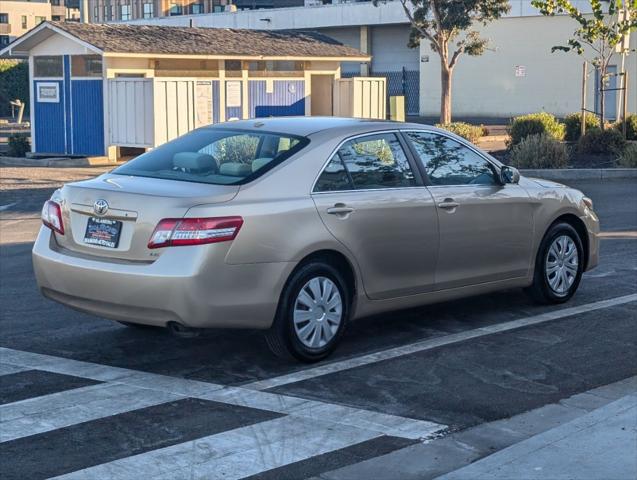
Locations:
84;217;122;248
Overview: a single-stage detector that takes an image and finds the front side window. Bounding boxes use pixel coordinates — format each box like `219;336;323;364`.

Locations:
143;2;154;18
334;133;415;190
406;131;497;186
34;56;63;78
113;129;307;185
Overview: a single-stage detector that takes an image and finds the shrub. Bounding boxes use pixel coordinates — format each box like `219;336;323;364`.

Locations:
435;122;484;143
0;60;29;118
563;113;600;141
617;143;637;168
7;133;31;157
509;134;569;169
577;128;627;155
614;114;637;141
508;112;565;146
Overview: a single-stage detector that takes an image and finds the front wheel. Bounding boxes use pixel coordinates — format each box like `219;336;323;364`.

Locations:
265;261;350;362
527;222;584;304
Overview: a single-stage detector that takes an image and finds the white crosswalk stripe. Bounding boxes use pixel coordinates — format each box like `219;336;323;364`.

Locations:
0;383;180;442
53;416;381;480
0;347;445;442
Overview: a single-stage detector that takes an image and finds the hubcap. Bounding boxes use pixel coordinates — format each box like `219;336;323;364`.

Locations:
293;276;342;349
546;235;579;296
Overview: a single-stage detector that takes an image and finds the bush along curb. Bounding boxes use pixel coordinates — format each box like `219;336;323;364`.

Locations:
520;168;637;181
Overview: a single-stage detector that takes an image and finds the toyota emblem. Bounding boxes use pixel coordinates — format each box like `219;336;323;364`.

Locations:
93;199;109;216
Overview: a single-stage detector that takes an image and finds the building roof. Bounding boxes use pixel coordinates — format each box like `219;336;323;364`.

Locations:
0;21;370;60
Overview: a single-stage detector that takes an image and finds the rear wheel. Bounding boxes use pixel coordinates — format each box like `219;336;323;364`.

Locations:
527;222;584;304
266;261;350;362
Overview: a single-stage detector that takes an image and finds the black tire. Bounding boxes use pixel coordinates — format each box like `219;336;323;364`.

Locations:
265;261;350;362
526;222;584;304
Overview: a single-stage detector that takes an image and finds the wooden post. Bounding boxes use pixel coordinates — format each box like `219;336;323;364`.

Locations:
623;72;629;138
581;61;588;138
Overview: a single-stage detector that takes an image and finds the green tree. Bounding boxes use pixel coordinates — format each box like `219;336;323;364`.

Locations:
531;0;637;129
379;0;510;123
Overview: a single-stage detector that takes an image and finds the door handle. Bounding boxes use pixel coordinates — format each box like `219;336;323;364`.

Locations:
327;204;355;216
437;199;459;210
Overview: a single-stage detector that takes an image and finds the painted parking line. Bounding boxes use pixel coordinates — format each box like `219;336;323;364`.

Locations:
0;347;445;441
598;231;637;239
244;294;637;392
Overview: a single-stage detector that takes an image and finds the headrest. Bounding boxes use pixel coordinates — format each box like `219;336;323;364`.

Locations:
173;152;217;172
252;157;272;172
219;162;252;177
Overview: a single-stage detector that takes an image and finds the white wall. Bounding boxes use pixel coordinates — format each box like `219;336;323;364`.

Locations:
419;14;637;119
370;24;418;72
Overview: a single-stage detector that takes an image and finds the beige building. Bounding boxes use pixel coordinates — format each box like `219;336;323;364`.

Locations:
419;13;637;119
87;0;232;23
0;0;78;46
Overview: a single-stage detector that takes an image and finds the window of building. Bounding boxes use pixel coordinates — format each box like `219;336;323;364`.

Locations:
21;15;27;29
0;14;9;24
71;55;103;77
103;5;111;20
52;15;62;21
50;0;61;6
406;131;497;186
224;59;242;77
143;2;154;18
34;56;63;78
0;35;9;46
315;133;415;192
35;16;47;24
247;60;304;77
169;3;182;15
120;4;131;20
190;2;203;13
93;6;98;20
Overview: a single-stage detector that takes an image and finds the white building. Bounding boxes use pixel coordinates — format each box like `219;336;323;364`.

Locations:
124;0;637;120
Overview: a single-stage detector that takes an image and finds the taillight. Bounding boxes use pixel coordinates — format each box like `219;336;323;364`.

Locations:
148;216;243;249
41;200;64;234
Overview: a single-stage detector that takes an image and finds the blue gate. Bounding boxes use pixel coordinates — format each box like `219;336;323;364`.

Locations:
33;55;104;156
71;80;104;156
33;80;65;154
248;80;305;118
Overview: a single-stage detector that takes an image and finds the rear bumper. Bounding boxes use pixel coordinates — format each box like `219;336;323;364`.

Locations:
32;227;294;329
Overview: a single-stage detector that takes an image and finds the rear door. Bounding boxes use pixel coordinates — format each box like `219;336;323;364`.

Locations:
403;130;534;290
312;132;439;300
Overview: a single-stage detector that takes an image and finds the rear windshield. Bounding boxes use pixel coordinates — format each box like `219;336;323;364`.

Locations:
112;128;309;185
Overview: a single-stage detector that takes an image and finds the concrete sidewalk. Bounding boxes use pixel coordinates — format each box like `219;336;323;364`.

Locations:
439;394;637;480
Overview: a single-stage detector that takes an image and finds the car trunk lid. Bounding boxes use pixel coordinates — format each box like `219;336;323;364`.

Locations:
53;174;239;261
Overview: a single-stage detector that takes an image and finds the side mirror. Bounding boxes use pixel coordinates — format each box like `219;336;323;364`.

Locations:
500;166;520;184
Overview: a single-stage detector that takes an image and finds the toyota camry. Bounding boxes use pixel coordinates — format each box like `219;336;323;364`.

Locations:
33;117;599;362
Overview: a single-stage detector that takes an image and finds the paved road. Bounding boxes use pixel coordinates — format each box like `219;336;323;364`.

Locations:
0;168;636;479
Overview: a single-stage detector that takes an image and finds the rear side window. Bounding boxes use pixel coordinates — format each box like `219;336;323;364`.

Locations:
113;129;307;185
314;133;415;192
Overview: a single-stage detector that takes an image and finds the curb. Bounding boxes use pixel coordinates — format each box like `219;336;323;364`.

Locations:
521;168;637;181
0;156;118;168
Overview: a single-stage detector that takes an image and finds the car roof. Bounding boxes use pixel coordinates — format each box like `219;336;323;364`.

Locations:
205;116;439;137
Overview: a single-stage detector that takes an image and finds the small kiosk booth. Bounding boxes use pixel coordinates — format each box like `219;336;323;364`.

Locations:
1;22;373;160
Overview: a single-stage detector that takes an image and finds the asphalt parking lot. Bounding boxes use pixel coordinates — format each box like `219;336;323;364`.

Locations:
0;167;636;479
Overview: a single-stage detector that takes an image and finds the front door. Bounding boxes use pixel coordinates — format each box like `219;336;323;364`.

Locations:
404;131;534;290
312;132;438;300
